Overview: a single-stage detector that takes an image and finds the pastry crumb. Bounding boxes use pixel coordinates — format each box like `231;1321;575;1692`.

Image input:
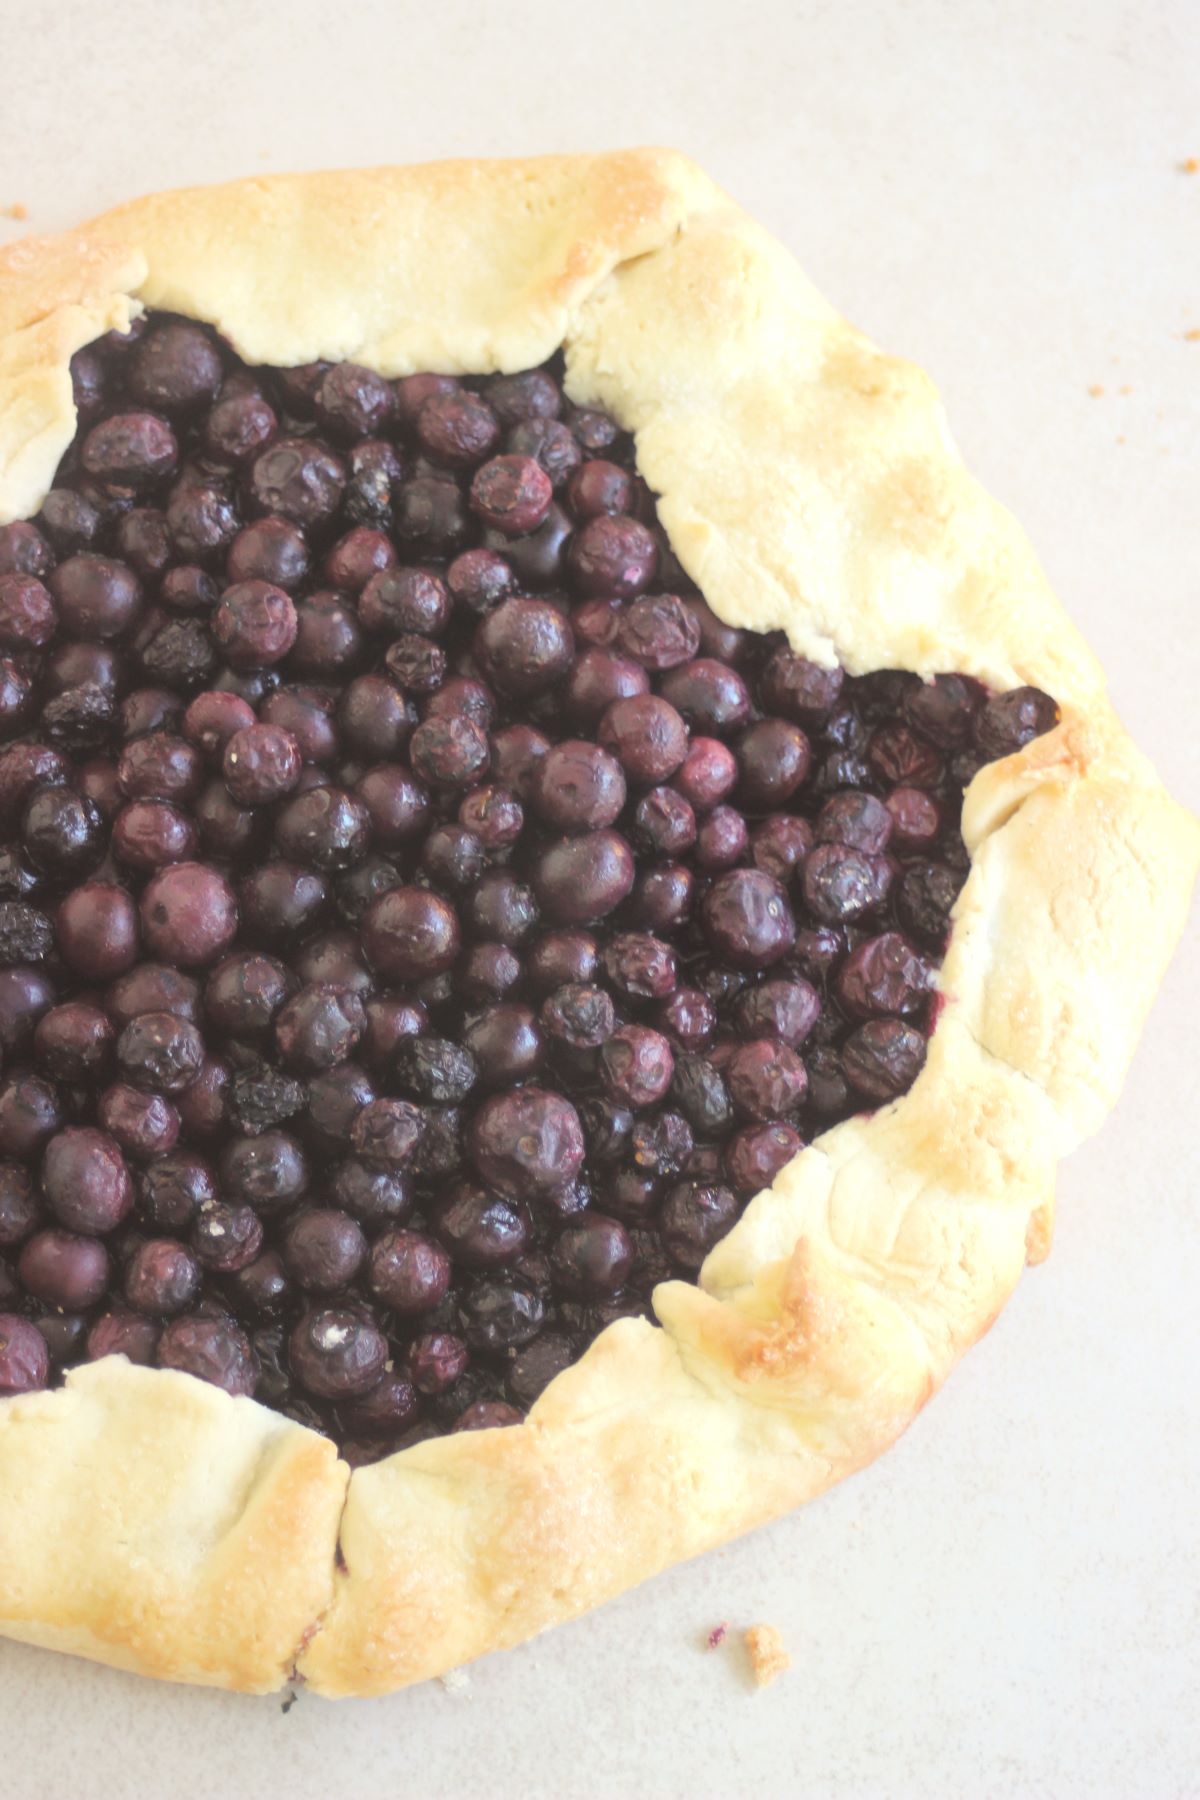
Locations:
706;1622;728;1650
1184;329;1200;342
440;1666;471;1694
1087;384;1105;398
1118;384;1132;395
1180;156;1198;173
744;1623;790;1687
3;203;28;221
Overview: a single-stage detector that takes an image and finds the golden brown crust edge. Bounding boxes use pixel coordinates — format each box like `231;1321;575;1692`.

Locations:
0;1361;347;1691
0;151;1194;1696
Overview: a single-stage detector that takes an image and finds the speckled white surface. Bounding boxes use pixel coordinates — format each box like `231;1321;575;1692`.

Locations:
1;2;1197;1794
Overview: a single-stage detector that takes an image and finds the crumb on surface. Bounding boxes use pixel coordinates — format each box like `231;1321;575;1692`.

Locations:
3;203;28;220
1184;328;1200;341
440;1666;471;1694
1118;384;1132;394
1180;156;1198;173
1088;384;1105;397
744;1623;790;1688
706;1622;728;1650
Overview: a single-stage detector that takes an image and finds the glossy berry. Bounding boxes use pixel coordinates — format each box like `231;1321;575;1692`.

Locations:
724;1122;803;1195
463;1004;542;1088
282;1208;367;1292
659;1182;739;1271
274;983;366;1073
340;1368;420;1438
836;932;932;1019
540;983;615;1050
409;714;490;789
125;1239;200;1317
219;1132;307;1214
602;932;677;1000
98;1084;181;1160
470;455;553;534
0;1313;51;1394
568;514;657;598
816;791;893;853
407;1329;471;1392
213;581;298;670
138;1153;216;1230
701;869;796;968
191;1199;265;1273
535;741;626;832
108;962;201;1026
112;799;197;872
867;723;943;790
598;695;688;786
249;438;346;528
508;419;580;489
368;1228;451;1313
475;599;574;698
735;719;811;810
141;861;238;966
361;886;460;983
805;843;894;923
531;830;635;924
841;1019;927;1102
972;686;1060;760
727;1039;808;1121
458;1282;544;1353
19;1229;110;1310
223;724;302;806
566;458;633;518
157;1314;258;1398
289;1307;387;1400
550;1214;633;1298
0;574;57;650
332;1160;412;1229
42;1128;132;1234
432;1182;529;1270
468;1087;585;1200
734;977;821;1048
599;1025;674;1109
116;1009;204;1092
86;1309;161;1366
23;784;105;877
274;786;370;869
49;554;141;639
418;390;500;468
316;362;393;440
886;786;942;848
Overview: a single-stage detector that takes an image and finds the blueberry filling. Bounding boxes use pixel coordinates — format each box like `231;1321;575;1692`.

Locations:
0;315;1060;1455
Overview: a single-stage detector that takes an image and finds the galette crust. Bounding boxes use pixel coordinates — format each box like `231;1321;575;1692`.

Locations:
0;1360;346;1692
0;151;1194;1697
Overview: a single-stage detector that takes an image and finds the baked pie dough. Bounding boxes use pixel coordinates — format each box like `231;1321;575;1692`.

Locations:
0;150;1194;1696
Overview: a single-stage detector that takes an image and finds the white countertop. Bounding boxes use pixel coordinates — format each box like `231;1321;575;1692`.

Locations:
1;2;1197;1794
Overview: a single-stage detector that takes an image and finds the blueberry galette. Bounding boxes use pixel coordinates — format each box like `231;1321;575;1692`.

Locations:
0;152;1194;1695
